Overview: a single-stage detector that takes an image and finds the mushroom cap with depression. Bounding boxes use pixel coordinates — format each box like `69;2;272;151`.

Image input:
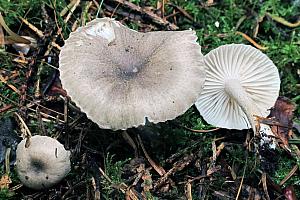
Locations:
59;18;205;130
16;135;71;190
195;44;280;130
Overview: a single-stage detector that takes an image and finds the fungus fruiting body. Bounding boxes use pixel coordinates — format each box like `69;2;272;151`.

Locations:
59;18;206;130
195;44;280;132
16;135;71;190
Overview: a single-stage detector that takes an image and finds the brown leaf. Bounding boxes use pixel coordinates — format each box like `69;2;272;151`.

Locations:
284;186;297;200
269;97;295;146
0;174;11;189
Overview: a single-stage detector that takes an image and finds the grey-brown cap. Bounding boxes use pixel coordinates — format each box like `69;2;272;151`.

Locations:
59;18;205;130
16;135;71;190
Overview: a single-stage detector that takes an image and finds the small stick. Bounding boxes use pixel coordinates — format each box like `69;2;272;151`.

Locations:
5;147;11;175
0;75;21;94
103;4;143;22
261;173;271;200
98;167;113;183
279;165;298;186
91;177;101;200
235;154;248;200
71;19;79;31
0;24;4;47
63;97;69;149
253;15;265;38
236;31;268;50
14;112;32;138
60;0;77;17
111;0;178;30
111;2;121;18
122;131;138;157
137;134;166;176
36;107;46;135
51;41;61;50
168;4;193;21
183;126;220;133
27;111;64;124
164;11;179;19
81;1;93;25
61;181;86;199
185;175;207;184
64;0;81;23
185;181;193;200
14;112;32;148
266;12;300;28
0;104;13;113
34;64;43;98
19;17;44;38
154;153;195;189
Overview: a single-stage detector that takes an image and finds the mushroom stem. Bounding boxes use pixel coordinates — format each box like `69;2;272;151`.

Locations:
224;79;261;134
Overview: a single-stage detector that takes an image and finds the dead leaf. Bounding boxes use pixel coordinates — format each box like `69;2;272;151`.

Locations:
0;174;11;189
284;186;297;200
269;97;295;147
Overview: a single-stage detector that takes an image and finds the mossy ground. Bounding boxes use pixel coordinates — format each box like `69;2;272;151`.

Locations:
0;0;299;199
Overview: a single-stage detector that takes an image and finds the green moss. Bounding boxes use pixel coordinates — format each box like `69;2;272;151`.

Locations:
0;0;46;26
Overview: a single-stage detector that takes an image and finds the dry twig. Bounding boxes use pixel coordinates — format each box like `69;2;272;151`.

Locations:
266;12;300;28
111;0;178;30
236;31;268;50
279;165;298;186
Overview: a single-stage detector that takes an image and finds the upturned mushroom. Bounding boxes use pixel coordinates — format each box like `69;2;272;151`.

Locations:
59;18;206;130
16;135;71;190
195;44;280;133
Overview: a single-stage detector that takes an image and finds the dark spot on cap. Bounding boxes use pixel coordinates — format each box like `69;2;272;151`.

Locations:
55;148;58;158
30;158;46;172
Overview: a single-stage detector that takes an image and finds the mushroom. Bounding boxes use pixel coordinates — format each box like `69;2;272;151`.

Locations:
195;44;280;133
16;135;71;190
59;18;205;130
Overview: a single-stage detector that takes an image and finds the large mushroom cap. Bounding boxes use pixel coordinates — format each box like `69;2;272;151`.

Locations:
195;44;280;130
16;135;71;190
59;18;205;130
